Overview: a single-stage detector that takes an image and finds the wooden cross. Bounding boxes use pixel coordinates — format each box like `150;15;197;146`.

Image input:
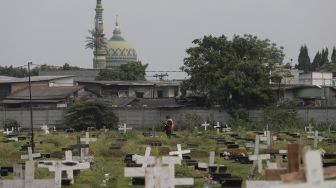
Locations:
169;144;190;159
21;147;41;161
80;132;97;155
249;135;270;174
272;150;336;188
118;123;132;134
132;147;155;168
214;122;221;134
201;121;210;131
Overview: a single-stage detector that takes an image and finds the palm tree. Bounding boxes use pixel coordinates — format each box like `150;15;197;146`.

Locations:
85;29;107;68
85;29;106;50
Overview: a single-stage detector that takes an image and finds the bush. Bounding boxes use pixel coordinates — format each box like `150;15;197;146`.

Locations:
65;99;119;131
3;119;19;129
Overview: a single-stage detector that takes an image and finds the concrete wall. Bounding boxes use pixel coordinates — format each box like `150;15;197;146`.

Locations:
2;107;336;129
0;107;65;128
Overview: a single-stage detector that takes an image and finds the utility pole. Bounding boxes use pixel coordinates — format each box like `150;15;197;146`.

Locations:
28;62;34;152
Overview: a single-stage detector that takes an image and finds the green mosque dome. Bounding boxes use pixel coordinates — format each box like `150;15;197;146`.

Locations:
106;19;137;69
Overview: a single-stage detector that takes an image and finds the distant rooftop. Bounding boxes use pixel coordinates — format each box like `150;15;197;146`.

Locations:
78;80;180;86
0;75;74;84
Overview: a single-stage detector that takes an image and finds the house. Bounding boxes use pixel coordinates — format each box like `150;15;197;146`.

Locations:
0;75;96;108
299;72;333;86
0;75;75;99
78;80;180;99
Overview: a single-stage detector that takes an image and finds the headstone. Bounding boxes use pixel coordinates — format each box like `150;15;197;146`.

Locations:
288;143;300;173
214;122;222;134
69;136;89;161
132;147;155;168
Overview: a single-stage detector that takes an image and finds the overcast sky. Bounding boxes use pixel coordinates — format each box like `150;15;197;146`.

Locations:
0;0;335;79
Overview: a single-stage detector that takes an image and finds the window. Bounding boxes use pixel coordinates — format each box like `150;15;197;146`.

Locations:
136;92;144;98
158;90;163;98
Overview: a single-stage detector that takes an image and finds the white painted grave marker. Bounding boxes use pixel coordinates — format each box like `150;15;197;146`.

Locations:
80;132;97;155
118;123;132;134
201;121;210;131
272;150;336;188
21;147;41;161
40;124;50;135
133;147;155;168
169;144;190;159
249;135;271;173
214;122;221;134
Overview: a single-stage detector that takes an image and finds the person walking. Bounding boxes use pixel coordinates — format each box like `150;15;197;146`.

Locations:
164;115;173;139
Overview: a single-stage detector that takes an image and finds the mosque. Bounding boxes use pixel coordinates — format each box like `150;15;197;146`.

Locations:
93;0;137;69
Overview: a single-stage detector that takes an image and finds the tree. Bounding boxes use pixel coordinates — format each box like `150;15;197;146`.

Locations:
297;45;311;72
331;47;336;64
321;48;329;66
0;66;27;77
65;99;118;131
61;63;80;71
96;61;148;81
311;51;322;71
181;34;284;119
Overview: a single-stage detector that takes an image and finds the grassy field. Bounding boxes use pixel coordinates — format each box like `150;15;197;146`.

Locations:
0;128;336;188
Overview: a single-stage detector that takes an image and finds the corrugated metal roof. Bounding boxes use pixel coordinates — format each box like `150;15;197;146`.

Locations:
5;86;84;100
0;75;75;84
78;80;179;87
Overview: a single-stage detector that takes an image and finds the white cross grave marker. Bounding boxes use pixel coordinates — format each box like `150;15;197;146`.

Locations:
125;156;194;188
214;122;221;134
222;124;232;132
118;123;132;134
132;147;155;168
249;135;271;174
80;132;97;155
169;144;190;159
272;150;336;188
3;127;14;135
201;121;210;131
38;150;90;187
41;124;50;135
21;147;41;161
305;124;314;134
307;130;324;148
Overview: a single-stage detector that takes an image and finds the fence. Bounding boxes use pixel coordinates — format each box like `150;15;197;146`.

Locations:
1;107;336;129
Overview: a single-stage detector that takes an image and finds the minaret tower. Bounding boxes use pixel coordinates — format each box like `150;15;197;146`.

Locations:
93;0;106;69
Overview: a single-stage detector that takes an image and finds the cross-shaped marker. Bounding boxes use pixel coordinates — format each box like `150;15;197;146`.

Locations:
249;135;270;173
169;144;190;159
118;123;132;134
41;124;50;135
3;127;14;135
214;122;221;134
38;150;90;187
272;150;336;188
133;147;155;168
21;147;41;161
201;121;210;131
80;132;97;155
305;124;314;134
69;136;89;161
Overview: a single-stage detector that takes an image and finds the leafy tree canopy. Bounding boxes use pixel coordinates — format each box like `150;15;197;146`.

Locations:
96;61;148;81
181;34;285;119
65;99;118;131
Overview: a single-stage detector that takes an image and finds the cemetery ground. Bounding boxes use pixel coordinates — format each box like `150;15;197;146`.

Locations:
1;127;336;188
